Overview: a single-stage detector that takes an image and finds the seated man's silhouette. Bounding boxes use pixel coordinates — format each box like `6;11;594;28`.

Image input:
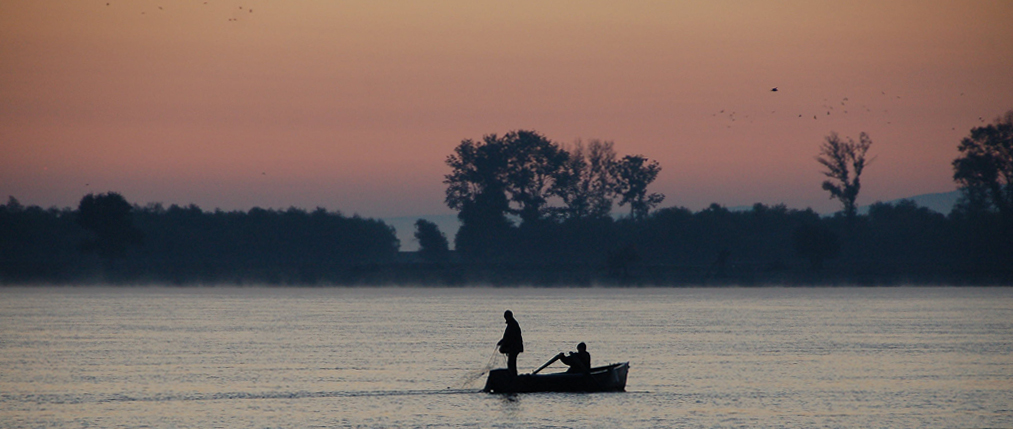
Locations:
559;342;591;373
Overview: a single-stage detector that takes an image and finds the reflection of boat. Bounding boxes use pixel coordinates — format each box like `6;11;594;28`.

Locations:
483;362;629;393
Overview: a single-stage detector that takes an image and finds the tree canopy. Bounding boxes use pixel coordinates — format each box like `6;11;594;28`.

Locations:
953;110;1013;217
613;154;665;219
444;130;665;224
77;192;144;261
414;219;450;263
443;130;664;257
553;139;619;220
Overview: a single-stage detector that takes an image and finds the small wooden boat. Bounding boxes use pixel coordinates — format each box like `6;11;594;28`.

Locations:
483;362;629;393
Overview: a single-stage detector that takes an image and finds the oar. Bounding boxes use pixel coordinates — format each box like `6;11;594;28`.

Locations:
532;353;562;374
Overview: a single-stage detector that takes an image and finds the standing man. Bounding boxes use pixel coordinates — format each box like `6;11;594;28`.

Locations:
497;310;523;376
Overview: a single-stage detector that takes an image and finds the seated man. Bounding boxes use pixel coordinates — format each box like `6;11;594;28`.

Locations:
559;342;591;373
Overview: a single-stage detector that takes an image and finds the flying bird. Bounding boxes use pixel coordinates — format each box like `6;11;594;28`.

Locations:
770;87;778;92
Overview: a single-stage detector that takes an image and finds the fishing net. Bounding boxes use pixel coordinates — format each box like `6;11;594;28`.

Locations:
458;345;504;388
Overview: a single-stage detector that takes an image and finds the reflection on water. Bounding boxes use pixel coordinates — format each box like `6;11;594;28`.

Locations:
1;286;1011;428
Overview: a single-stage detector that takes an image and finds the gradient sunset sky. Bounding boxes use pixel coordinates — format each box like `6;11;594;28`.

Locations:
3;1;1011;217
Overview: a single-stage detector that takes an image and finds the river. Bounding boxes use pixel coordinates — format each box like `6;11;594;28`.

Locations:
2;286;1011;427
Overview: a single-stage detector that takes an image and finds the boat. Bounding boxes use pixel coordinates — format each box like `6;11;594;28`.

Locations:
483;362;629;393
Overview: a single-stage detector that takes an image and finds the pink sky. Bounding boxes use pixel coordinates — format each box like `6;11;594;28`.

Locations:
2;1;1012;217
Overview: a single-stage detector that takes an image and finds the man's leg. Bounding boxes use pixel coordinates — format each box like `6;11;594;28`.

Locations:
507;352;518;376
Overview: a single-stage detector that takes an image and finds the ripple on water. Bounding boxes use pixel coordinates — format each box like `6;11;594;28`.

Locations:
0;286;1011;428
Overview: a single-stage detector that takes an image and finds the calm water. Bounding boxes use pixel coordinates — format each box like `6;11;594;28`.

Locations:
1;286;1011;428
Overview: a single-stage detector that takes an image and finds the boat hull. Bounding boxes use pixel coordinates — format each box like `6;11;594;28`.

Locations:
483;362;629;393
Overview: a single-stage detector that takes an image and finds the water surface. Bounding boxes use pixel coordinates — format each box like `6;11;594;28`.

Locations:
2;286;1011;427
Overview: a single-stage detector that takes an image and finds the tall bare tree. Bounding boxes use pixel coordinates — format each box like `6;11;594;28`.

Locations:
817;132;873;219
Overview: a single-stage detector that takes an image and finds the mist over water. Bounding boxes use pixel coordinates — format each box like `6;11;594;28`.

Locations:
2;286;1011;428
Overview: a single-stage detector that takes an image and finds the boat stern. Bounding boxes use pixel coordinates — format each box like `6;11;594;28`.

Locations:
483;368;515;393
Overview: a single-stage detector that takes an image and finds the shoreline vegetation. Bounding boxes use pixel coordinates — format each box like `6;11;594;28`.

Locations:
2;196;1010;287
3;116;1011;286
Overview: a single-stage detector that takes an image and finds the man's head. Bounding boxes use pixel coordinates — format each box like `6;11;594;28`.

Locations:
577;342;586;352
504;310;513;320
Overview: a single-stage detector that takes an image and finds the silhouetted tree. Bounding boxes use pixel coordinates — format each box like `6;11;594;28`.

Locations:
445;130;569;226
77;192;143;262
502;130;569;224
444;134;510;214
444;131;569;224
613;155;664;219
817;132;873;220
414;219;450;262
444;134;515;257
952;110;1013;217
792;222;840;270
553;139;618;220
4;196;23;212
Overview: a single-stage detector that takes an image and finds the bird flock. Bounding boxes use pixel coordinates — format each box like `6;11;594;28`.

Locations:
105;1;254;22
96;3;990;136
711;86;978;133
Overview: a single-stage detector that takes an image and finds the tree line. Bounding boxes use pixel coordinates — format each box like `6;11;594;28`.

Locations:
1;112;1010;285
0;198;398;284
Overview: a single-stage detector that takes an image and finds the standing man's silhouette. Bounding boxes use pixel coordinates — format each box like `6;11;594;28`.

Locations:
497;310;523;376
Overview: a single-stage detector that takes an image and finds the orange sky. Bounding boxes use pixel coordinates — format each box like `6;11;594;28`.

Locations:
2;1;1012;217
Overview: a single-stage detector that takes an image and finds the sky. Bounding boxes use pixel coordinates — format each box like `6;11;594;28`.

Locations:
3;1;1012;218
